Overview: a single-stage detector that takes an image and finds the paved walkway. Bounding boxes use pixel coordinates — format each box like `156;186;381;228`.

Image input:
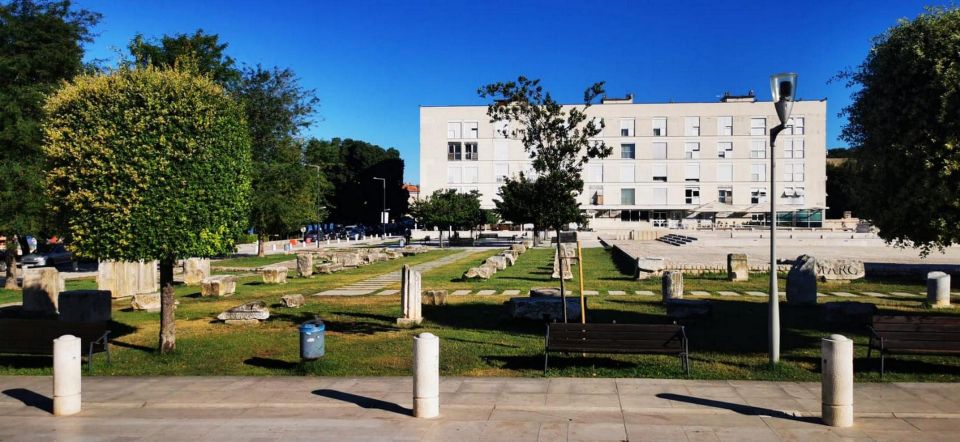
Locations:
313;249;482;296
0;376;958;441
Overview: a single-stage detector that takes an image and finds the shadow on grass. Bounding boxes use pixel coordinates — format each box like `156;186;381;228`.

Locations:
269;311;395;335
244;357;299;371
0;355;51;369
422;303;542;336
445;337;520;349
312;389;410;416
656;393;820;423
2;388;52;413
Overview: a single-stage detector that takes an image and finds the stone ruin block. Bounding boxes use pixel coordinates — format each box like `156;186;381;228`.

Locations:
201;275;237;297
727;253;749;281
22;267;64;315
261;266;288;284
182;258;210;286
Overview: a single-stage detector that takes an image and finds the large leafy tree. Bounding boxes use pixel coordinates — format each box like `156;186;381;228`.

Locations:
840;7;960;255
480;76;608;322
0;0;99;288
305;137;408;226
409;189;482;248
128;29;241;88
494;172;548;245
43;67;252;353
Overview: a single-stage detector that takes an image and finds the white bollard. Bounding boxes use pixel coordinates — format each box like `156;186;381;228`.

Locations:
927;272;951;307
822;334;853;427
53;334;82;416
413;332;439;418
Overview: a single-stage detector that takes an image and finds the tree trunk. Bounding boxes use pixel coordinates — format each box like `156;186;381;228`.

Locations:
159;258;176;354
438;230;444;249
257;232;266;257
556;228;567;323
4;235;19;290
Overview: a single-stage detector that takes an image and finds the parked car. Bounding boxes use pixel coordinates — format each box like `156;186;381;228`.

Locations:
20;243;76;271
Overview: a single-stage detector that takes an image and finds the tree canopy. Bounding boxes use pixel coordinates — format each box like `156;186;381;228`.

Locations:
840;7;960;254
409;189;482;246
128;29;241;88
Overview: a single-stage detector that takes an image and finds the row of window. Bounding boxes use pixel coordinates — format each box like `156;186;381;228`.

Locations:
449;139;805;162
447;162;805;185
446;117;805;139
604;186;805;206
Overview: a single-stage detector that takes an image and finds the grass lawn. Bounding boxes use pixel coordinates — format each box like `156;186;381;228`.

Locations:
1;246;958;381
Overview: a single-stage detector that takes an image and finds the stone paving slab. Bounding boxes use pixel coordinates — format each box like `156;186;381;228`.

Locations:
861;291;891;298
830;291;858;297
1;376;959;441
451;290;471;296
502;290;520;296
475;290;495;295
635;290;655;296
583;290;599;296
745;291;768;297
717;291;740;297
891;292;922;297
608;290;626;295
375;289;399;296
689;290;711;296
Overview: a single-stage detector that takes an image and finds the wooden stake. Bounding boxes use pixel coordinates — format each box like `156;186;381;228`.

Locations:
577;240;586;324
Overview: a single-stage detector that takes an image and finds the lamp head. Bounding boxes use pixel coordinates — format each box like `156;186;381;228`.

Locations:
770;72;798;125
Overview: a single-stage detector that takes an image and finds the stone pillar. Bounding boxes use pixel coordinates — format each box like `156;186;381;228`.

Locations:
552;251;572;280
413;332;440;418
297;253;314;278
182;258;210;285
398;264;422;326
927;271;951;308
661;270;683;303
787;255;818;306
22;267;64;315
53;334;81;416
821;334;853;427
727;253;749;281
98;261;158;299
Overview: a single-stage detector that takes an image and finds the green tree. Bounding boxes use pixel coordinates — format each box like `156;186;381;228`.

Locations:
826;160;858;219
479;76;608;322
840;7;960;254
0;0;100;288
494;172;548;245
43;67;252;353
305;137;408;226
236;65;324;255
409;189;481;248
128;29;241;88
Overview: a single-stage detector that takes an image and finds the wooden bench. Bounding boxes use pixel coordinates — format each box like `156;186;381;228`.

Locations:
868;315;960;376
544;323;689;375
0;319;111;372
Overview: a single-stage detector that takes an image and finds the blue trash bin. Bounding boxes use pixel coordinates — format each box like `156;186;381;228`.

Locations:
299;320;325;360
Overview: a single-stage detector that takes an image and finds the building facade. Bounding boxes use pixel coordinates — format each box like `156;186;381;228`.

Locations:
419;94;827;230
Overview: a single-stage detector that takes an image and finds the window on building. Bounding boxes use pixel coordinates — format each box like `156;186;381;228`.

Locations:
684;142;700;159
787;117;805;135
589;186;604;205
750;140;766;159
447;122;462;139
685;187;700;205
464;142;478;160
653;187;668;205
785;139;804;159
717;163;732;182
750;117;766;135
652;142;667;159
652;163;667;182
494;140;508;161
717;141;733;158
718;116;733;136
494;163;508;183
494;120;509;138
620;143;636;159
684;163;700;182
588;163;603;182
463;166;479;183
447;167;462;184
751;163;766;182
652;117;667;136
684;117;700;136
783;163;804;182
620;164;635;182
447;142;462;161
620;188;636;205
718;187;733;204
619;119;635;137
783;187;805;205
463;122;479;139
750;187;768;204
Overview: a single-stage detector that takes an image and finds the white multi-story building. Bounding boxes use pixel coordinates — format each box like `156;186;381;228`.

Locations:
419;93;826;230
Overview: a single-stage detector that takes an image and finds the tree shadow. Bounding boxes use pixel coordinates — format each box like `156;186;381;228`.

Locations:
2;388;52;414
109;340;156;353
312;389;410;416
421;302;542;336
269;311;394;335
244;357;299;371
656;393;819;424
0;355;52;369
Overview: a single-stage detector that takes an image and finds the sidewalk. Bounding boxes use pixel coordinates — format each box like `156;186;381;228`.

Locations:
1;376;958;441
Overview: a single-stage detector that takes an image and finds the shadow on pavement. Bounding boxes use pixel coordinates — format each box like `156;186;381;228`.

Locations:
312;389;410;416
2;388;52;414
656;393;820;424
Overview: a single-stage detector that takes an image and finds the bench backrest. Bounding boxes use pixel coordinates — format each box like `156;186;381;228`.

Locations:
871;315;960;348
0;319;108;355
547;323;685;353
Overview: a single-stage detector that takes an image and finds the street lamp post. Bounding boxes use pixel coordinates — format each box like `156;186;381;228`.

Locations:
373;177;386;238
768;72;798;365
307;164;322;248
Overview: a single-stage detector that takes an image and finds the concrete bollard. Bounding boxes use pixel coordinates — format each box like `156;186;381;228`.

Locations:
927;272;951;307
821;334;853;427
413;332;439;418
53;334;82;416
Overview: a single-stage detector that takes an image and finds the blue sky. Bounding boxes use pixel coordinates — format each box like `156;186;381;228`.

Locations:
76;0;938;183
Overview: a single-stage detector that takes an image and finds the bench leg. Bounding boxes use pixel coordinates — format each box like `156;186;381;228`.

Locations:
87;343;94;374
880;353;885;379
543;352;549;375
